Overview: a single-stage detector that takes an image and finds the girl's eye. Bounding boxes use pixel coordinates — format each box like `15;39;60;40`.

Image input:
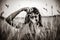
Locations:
30;16;37;19
35;16;37;18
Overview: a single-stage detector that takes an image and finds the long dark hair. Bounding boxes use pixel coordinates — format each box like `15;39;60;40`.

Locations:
24;7;42;26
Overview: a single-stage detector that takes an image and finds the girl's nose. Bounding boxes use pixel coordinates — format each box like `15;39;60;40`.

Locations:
35;19;37;21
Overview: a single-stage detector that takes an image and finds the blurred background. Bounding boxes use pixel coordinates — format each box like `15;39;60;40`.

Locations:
0;0;60;17
0;0;60;40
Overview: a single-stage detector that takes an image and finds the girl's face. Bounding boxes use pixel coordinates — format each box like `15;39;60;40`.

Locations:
29;13;39;24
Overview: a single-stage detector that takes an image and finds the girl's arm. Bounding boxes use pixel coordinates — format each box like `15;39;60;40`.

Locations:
6;7;29;25
0;7;29;40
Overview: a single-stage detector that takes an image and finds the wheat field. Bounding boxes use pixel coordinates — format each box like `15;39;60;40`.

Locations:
0;15;60;40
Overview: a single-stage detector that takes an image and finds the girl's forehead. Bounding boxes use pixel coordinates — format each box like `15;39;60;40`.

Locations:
29;13;39;16
30;8;33;12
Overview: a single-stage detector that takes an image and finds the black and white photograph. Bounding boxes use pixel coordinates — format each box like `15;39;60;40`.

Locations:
0;0;60;40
